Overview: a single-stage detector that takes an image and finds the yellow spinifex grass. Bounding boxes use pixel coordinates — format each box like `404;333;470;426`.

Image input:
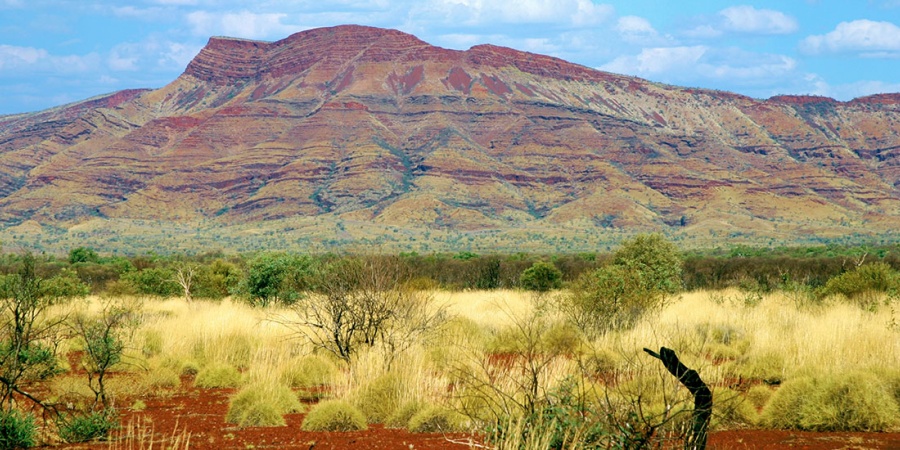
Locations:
61;287;898;439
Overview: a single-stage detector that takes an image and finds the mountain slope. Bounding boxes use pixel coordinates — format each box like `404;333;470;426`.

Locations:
1;25;899;252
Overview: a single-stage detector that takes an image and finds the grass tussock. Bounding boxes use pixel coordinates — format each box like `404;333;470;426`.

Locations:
194;363;242;388
280;354;338;388
225;381;304;427
762;371;900;431
407;405;468;433
352;373;403;424
301;400;367;432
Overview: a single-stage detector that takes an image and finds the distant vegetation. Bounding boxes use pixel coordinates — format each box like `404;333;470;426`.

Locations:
0;240;897;302
0;237;897;447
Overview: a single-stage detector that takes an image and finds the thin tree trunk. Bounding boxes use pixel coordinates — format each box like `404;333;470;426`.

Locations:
644;347;711;450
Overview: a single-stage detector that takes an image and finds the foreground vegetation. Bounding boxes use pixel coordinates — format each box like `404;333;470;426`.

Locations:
0;237;898;448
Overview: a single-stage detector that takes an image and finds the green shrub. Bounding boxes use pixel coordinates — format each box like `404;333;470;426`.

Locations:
280;355;337;388
353;373;403;424
762;372;900;431
407;406;467;433
301;400;367;431
519;261;562;292
0;409;35;450
58;409;118;443
566;235;683;334
194;364;242;388
612;233;683;295
237;253;316;307
819;262;900;309
225;382;303;427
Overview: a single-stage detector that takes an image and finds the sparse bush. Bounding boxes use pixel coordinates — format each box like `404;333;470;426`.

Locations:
194;363;242;388
301;400;367;432
0;409;35;450
519;261;562;292
288;256;445;362
226;382;303;427
762;372;900;431
58;409;118;443
407;406;467;433
70;299;138;409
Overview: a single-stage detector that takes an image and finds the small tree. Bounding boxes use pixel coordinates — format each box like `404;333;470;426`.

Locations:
172;263;196;302
68;247;99;265
240;253;315;307
564;234;683;334
520;261;563;293
612;233;683;295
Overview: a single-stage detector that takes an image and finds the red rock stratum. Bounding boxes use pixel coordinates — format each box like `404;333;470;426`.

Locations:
2;25;899;250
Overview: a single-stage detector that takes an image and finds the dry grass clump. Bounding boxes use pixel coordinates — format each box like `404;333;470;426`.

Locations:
194;363;242;388
385;400;426;428
279;354;338;388
407;405;468;433
351;373;403;424
301;400;367;431
225;381;304;427
761;371;900;431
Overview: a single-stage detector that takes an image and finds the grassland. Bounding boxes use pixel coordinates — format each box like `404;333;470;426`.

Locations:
56;287;896;448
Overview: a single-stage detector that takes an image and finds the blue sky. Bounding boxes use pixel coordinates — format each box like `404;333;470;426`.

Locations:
1;0;899;114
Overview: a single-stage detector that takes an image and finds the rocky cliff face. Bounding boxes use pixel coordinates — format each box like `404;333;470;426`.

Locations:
1;25;899;250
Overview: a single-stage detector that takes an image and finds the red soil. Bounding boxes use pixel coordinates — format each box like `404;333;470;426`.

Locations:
47;372;900;450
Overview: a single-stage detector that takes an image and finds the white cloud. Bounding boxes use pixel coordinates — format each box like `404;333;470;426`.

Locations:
718;5;798;35
600;46;797;88
600;46;707;77
411;0;613;28
616;16;655;35
108;47;139;71
186;10;299;40
0;45;99;74
159;42;203;69
677;5;797;39
801;20;900;57
0;45;48;69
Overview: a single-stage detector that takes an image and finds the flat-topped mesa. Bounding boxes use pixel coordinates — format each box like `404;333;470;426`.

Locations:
850;93;900;105
184;25;441;84
767;94;840;105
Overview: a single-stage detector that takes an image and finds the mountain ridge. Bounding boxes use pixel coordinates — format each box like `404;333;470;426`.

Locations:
1;24;899;253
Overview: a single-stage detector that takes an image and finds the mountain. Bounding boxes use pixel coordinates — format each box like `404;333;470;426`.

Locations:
1;25;899;253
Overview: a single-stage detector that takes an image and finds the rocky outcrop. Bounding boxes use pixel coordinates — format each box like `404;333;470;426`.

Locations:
1;25;899;248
